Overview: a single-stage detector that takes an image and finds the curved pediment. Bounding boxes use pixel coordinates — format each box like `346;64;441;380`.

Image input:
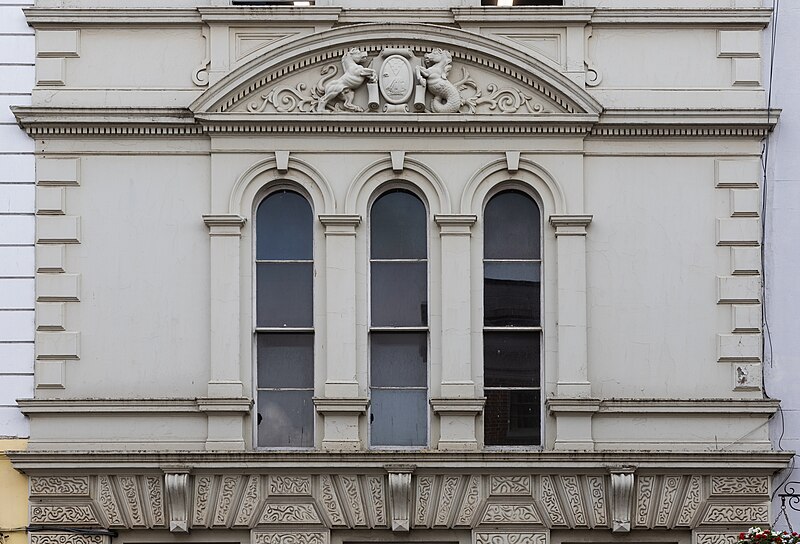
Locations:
190;23;602;119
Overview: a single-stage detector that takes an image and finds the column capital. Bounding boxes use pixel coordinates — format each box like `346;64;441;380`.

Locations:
319;214;361;235
549;214;593;236
202;214;246;236
434;214;477;235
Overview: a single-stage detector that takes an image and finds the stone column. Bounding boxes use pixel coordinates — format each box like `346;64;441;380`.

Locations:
547;214;596;450
315;215;368;450
200;214;250;450
431;214;483;451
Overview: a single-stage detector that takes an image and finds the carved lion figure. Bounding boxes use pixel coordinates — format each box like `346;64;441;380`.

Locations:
316;48;376;112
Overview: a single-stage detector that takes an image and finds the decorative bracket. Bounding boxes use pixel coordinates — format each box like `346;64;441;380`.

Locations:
164;468;191;533
386;464;415;532
609;466;636;533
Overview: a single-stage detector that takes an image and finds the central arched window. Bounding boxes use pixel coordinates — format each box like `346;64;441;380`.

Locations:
369;189;428;447
483;189;541;446
255;190;314;448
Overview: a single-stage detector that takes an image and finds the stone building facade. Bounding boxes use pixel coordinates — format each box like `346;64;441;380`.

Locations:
9;1;792;543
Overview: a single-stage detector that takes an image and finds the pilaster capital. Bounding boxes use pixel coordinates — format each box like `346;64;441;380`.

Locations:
319;214;361;235
434;214;478;235
549;214;593;236
202;214;246;236
430;397;485;414
313;397;369;413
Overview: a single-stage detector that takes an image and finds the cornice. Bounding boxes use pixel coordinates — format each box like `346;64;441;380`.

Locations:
17;398;201;414
197;6;341;23
11;107;203;137
23;7;202;25
589;8;772;27
9;450;793;472
452;7;594;24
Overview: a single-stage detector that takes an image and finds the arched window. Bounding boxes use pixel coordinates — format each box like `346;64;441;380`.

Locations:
369;189;428;447
255;190;314;448
483;190;541;446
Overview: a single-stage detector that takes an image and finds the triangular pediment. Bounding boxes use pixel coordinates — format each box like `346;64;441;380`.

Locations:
191;24;602;119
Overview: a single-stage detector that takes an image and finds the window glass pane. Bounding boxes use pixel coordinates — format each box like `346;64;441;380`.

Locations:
257;390;314;448
256;191;313;261
484;389;541;446
484;262;541;327
371;332;427;387
370;389;427;446
257;262;313;327
371;190;427;260
371;262;427;327
257;333;314;388
484;191;540;259
483;332;540;387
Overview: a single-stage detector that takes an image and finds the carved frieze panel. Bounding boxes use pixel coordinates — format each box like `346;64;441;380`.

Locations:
366;475;387;527
414;475;435;527
192;475;213;527
117;476;146;527
586;475;607;527
145;476;165;527
30;504;99;525
96;476;124;527
234;475;263;527
214;475;242;527
655;476;682;528
269;475;312;496
481;504;542;525
634;475;656;527
30;476;89;497
677;476;703;527
434;476;462;527
700;504;769;525
491;476;531;496
539;476;567;527
560;475;588;527
710;476;769;496
260;503;323;525
474;532;548;544
319;475;346;527
252;530;330;544
695;533;741;544
455;475;484;527
30;535;108;544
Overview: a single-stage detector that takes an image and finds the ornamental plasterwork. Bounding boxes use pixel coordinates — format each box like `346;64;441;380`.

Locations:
26;473;771;532
239;46;566;115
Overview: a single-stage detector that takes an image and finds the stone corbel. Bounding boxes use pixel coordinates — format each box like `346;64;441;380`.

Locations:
609;466;636;533
202;214;246;237
385;464;415;532
163;468;192;533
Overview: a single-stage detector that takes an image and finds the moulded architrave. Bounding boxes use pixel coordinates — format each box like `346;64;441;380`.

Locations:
733;58;761;87
35;186;65;215
731;247;760;275
715;159;760;188
36;57;65;86
35;331;79;360
732;305;761;333
36;244;65;273
36;274;79;302
36;215;80;244
718;30;760;58
718;334;761;362
37;158;79;186
36;30;79;58
35;360;65;389
36;302;65;331
718;276;760;304
730;189;759;217
716;218;759;246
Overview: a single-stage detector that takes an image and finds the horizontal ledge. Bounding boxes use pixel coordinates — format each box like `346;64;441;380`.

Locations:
546;397;780;415
431;397;486;414
313;397;370;413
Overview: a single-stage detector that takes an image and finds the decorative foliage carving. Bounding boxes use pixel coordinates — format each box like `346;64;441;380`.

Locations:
30;535;107;544
481;504;541;524
456;475;482;527
710;476;768;496
635;475;655;527
146;476;165;527
560;476;587;526
415;476;434;526
701;504;769;524
30;476;89;496
193;475;212;526
474;533;547;544
696;534;741;544
165;472;189;533
213;475;240;526
97;476;123;527
234;475;261;527
540;476;567;526
340;475;366;526
677;475;702;527
320;475;346;527
253;532;329;544
610;471;634;533
118;476;145;527
30;505;98;525
655;476;681;527
434;476;461;526
261;503;322;524
367;476;386;526
587;476;607;526
491;476;531;496
269;476;312;496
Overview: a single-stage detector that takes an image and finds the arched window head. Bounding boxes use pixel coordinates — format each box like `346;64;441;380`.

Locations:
369;189;429;447
483;189;541;446
255;190;314;448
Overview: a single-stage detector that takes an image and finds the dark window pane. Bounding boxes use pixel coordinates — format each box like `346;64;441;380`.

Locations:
371;262;427;327
371;190;427;260
484;262;541;327
484;191;540;259
370;389;427;446
483;332;540;387
371;332;427;387
256;191;313;261
257;390;314;447
257;333;314;388
257;262;313;327
484;389;541;446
